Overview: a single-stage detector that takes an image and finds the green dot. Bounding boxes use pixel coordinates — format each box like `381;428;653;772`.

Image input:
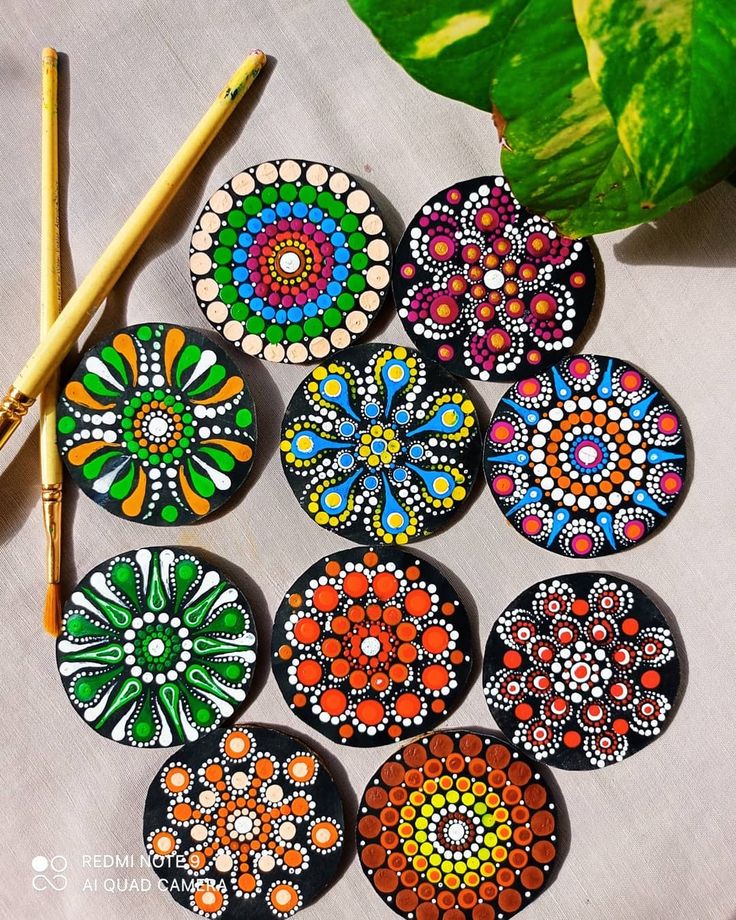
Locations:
219;227;237;246
180;437;190;449
243;194;262;215
338;292;356;310
164;395;175;406
341;213;359;232
140;392;152;402
225;663;244;680
183;425;195;436
121;418;132;430
58;416;75;434
262;186;278;204
286;324;303;342
154;389;165;400
329;199;346;218
195;706;215;726
231;302;249;321
173;402;184;413
348;231;367;250
236;408;253;428
299;185;317;204
67;615;87;636
303;317;323;338
75;681;95;702
280;183;297;201
182;412;193;423
123;406;135;417
149;454;160;465
220;285;238;304
137;326;152;341
351;253;368;271
133;719;155;742
227;209;246;228
266;325;284;344
178;560;195;579
317;191;334;210
214;266;232;284
246;316;265;334
324;308;342;328
213;246;232;265
161;505;179;522
173;447;184;458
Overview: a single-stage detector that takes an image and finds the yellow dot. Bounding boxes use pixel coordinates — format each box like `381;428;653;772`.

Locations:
387;512;405;529
324;492;342;509
324;379;341;397
295;435;313;452
442;409;458;426
388;364;405;382
434;477;450;495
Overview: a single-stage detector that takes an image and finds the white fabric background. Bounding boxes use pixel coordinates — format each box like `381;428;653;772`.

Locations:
0;2;734;919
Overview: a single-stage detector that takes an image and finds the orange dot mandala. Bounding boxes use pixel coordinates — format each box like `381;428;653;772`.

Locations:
358;731;561;920
271;548;473;746
144;725;344;920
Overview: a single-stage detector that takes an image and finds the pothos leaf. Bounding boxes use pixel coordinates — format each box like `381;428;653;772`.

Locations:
573;0;736;201
347;0;522;111
493;0;707;236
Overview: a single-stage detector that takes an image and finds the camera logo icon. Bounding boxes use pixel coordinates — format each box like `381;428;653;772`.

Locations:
32;855;68;891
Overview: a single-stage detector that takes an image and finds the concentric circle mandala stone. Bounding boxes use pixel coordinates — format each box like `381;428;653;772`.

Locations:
483;573;681;769
190;159;392;363
393;176;596;381
272;547;473;746
57;323;256;525
280;342;482;544
56;547;257;747
358;730;561;920
144;724;344;919
484;354;687;556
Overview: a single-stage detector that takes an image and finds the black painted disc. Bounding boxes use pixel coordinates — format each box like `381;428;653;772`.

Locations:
57;322;256;525
484;354;687;557
56;547;257;747
393;176;596;382
144;724;344;919
271;547;473;746
190;159;392;364
280;342;482;544
357;730;561;920
483;573;681;770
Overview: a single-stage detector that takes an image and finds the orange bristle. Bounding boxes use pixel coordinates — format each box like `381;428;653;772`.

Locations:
43;582;62;636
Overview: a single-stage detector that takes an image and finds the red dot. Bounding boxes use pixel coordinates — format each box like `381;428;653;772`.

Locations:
503;650;522;669
563;730;581;748
571;599;589;616
612;718;629;735
641;669;661;689
622;617;640;636
515;703;533;721
312;585;339;613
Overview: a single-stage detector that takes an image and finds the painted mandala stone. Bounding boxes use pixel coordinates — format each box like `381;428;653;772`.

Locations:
57;323;257;525
484;354;687;557
56;548;257;747
393;176;596;382
483;574;681;770
190;159;392;364
272;547;473;747
280;343;482;544
358;731;560;920
144;724;344;919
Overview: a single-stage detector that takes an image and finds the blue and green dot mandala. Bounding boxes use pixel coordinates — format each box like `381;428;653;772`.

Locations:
56;323;256;525
56;547;257;748
190;159;392;364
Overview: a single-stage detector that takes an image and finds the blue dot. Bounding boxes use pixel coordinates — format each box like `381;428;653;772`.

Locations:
331;232;346;246
233;267;249;282
238;233;253;247
327;282;341;297
304;302;319;317
395;409;410;425
276;309;287;324
237;283;254;298
392;468;407;483
247;217;262;233
276;201;292;217
309;207;324;223
287;307;303;322
251;298;264;311
335;247;350;264
262;306;275;320
339;422;355;437
365;403;380;418
317;294;332;309
260;208;276;224
293;202;308;218
409;444;424;459
364;476;378;490
338;454;354;469
322;218;336;233
233;249;247;264
333;265;349;281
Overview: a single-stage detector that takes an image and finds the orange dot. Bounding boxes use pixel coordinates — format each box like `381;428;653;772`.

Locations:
398;643;417;663
515;703;533;721
325;560;341;577
294;617;321;644
563;730;581;748
396;621;417;641
503;650;522;669
278;644;293;660
383;605;402;625
322;637;342;657
296;659;322;686
331;658;350;678
373;572;399;600
389;663;408;682
422;664;449;690
288;593;302;608
395;692;421;718
622;617;640;636
571;599;589;616
405;589;432;616
612;718;629;734
357;699;385;726
321;688;347;716
349;670;368;690
343;571;369;598
255;757;274;779
313;585;339;612
205;764;223;782
641;669;661;689
422;625;450;654
331;616;350;635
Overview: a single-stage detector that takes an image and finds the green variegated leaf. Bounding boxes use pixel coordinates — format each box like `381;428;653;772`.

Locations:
347;0;522;110
493;0;708;236
573;0;736;200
